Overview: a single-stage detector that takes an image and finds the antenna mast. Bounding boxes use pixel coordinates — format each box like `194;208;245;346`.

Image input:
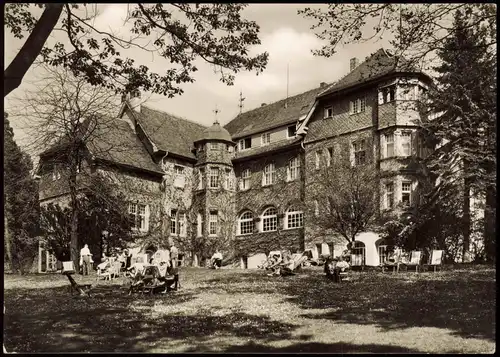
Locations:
238;90;245;114
285;63;289;109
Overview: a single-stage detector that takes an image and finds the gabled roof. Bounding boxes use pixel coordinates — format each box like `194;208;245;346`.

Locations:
85;119;163;175
318;48;416;98
225;85;327;139
133;106;206;160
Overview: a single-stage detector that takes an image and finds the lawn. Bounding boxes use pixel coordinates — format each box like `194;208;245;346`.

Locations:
3;265;496;353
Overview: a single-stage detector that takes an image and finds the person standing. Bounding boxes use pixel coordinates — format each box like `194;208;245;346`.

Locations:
170;243;179;269
80;244;92;276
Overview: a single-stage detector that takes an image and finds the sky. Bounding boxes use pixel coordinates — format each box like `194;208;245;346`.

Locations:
4;4;392;155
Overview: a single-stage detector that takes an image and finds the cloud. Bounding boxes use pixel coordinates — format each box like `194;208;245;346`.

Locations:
92;4;131;36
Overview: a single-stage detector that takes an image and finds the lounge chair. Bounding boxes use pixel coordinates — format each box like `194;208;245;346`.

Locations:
401;250;422;272
62;261;92;297
97;261;122;281
425;250;444;272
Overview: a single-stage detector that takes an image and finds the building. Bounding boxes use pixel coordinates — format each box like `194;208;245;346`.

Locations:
37;48;436;269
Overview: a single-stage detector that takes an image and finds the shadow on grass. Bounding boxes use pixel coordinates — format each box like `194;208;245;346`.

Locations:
4;283;295;353
201;267;496;342
222;340;421;353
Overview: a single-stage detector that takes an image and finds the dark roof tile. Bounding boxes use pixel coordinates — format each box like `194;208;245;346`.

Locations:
234;137;302;160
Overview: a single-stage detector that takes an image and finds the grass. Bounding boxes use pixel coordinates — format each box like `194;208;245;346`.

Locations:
3;265;496;353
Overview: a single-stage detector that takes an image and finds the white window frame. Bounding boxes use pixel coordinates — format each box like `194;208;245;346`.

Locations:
129;203;149;232
350;97;366;114
315;150;321;170
209;167;219;188
238;138;251;151
352;140;367;166
314;200;319;216
385;133;394;158
261;132;271;146
326;147;333;167
286;207;303;229
210;142;219;150
170;209;178;235
240;169;251;190
238;211;254;235
261;207;278;232
324;106;333;119
401;181;412;206
287;125;296;139
52;164;62;181
197;213;203;237
401;132;412;156
262;163;276;186
174;165;185;175
287;156;300;181
385;182;394;209
209;211;218;236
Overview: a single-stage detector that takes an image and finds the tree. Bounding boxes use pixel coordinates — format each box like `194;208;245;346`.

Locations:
307;159;380;247
4;4;269;98
299;4;496;70
9;65;127;270
419;10;496;262
39;174;134;263
4;114;40;274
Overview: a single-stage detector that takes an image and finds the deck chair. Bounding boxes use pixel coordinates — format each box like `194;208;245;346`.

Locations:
62;261;92;297
426;250;444;272
350;254;364;271
402;250;422;272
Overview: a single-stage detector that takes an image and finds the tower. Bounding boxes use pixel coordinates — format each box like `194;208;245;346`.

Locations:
192;116;236;264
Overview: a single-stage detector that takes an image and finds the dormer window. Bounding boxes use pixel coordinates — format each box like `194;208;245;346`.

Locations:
261;132;271;146
238;138;251;151
324;106;333;119
287;125;296;139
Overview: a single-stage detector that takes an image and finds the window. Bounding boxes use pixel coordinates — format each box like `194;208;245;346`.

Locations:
210;142;219;150
52;164;62;181
174;165;184;175
352;140;367;166
129;203;148;232
324;106;333;119
350;97;366;114
315;150;321;170
240;169;251;190
238;138;251;150
170;209;178;235
287;125;296;138
261;132;271;146
314;200;319;216
263;163;276;186
209;167;219;188
238;211;254;235
226;170;235;190
380;86;396;104
179;212;186;236
402;181;412;206
287;156;300;181
385;133;394;158
401;132;412;156
209;211;218;235
262;207;277;232
385;182;394;209
227;145;234;153
326;147;333;167
286;207;303;229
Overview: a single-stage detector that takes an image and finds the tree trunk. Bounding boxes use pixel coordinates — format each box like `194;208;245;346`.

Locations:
484;186;496;263
4;4;64;97
4;208;16;273
462;176;471;262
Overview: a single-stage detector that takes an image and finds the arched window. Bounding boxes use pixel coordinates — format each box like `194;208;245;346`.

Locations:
286;207;303;229
261;207;277;232
352;241;366;266
287;156;300;181
262;163;276;186
238;211;254;235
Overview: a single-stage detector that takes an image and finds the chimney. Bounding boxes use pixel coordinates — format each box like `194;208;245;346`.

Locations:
261;103;266;107
129;89;141;113
320;82;327;88
350;57;359;72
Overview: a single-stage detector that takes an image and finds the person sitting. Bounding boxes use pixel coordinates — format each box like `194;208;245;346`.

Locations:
266;254;282;276
324;257;338;281
336;256;350;282
97;254;110;274
211;250;223;269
